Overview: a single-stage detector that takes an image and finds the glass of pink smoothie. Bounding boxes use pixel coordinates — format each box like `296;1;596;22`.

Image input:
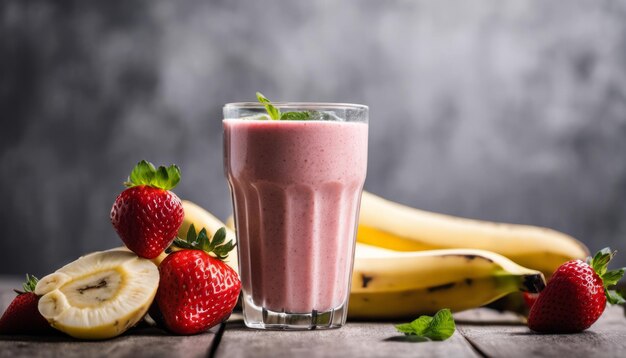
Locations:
223;101;368;330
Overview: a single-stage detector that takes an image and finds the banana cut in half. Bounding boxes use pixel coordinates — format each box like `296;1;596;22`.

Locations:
35;249;159;340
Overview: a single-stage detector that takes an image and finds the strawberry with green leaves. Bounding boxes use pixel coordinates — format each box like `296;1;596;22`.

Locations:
0;275;52;335
153;225;241;335
528;248;625;333
110;160;184;259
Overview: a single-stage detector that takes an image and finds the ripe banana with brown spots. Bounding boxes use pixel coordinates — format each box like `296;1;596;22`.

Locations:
358;191;589;278
210;204;549;319
348;244;546;319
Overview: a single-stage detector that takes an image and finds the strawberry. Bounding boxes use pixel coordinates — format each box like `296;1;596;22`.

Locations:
0;275;52;334
154;225;241;335
528;248;625;333
523;292;539;310
111;160;184;259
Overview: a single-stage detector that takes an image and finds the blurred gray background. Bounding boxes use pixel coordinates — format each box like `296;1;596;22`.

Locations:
1;0;625;275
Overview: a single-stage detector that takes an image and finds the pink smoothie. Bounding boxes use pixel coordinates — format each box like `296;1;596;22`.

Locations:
224;119;368;313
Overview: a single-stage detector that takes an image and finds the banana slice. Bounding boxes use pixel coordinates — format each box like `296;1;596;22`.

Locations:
35;249;159;340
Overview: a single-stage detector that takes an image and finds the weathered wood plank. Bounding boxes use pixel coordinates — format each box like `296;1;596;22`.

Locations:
0;327;221;358
459;305;626;358
215;314;480;358
0;276;221;358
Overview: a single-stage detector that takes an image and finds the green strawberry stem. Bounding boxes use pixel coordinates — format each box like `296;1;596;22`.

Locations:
123;160;181;190
14;274;39;295
170;224;236;260
588;247;626;305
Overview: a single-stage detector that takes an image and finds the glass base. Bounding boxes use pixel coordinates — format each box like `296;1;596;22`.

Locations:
241;295;348;330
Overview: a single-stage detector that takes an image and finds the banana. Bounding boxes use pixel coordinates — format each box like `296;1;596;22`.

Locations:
358;191;589;277
35;249;159;339
201;203;547;320
225;215;235;231
110;246;168;266
348;245;545;319
179;200;238;273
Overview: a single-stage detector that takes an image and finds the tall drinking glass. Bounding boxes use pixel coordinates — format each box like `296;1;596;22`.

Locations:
223;102;368;330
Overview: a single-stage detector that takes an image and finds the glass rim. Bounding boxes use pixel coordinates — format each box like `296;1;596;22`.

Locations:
224;102;368;111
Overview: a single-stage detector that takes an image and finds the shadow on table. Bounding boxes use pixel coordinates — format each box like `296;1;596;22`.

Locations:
506;330;600;337
384;335;431;343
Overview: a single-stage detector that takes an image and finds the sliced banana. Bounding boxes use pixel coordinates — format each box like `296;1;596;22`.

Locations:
36;249;159;340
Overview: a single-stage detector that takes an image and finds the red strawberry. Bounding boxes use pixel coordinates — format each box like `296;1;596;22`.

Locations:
528;248;625;333
0;275;52;335
523;293;539;310
111;160;184;259
154;225;241;335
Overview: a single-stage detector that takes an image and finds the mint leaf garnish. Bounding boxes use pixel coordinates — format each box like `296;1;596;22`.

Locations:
256;92;281;120
394;309;456;341
280;111;311;120
124;160;181;190
256;92;312;121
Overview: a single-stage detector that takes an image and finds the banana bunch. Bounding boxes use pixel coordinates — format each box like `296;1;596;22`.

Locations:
180;198;559;319
358;191;589;279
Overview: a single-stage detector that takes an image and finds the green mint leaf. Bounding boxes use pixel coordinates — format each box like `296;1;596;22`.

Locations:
423;309;456;340
395;323;415;334
256;92;281;120
280;111;311;121
409;316;433;335
606;289;626;305
395;309;456;341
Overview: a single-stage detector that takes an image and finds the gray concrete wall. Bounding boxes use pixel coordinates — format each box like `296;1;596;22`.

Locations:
1;0;625;275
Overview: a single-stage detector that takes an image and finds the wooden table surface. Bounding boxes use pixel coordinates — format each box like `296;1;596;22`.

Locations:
1;276;625;358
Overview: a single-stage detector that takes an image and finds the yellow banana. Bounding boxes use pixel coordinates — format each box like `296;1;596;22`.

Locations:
348;244;545;319
210;204;548;320
177;200;239;274
358;191;589;277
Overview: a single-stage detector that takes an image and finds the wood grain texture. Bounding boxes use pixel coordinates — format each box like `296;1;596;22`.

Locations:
458;306;626;358
2;278;626;358
0;276;221;358
215;317;480;358
0;327;220;358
